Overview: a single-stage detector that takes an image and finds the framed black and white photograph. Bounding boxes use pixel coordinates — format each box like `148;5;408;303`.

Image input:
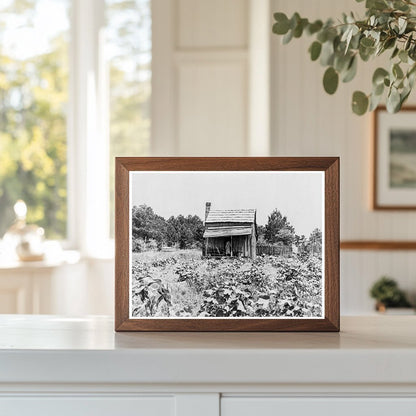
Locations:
374;106;416;209
115;157;339;332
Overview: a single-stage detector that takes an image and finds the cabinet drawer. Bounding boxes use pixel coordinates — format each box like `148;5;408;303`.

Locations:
221;397;416;416
0;396;174;416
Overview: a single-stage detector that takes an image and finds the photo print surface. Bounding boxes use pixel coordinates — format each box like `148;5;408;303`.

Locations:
129;171;325;319
390;129;416;188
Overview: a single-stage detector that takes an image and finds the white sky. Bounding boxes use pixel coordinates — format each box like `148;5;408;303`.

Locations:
131;171;324;237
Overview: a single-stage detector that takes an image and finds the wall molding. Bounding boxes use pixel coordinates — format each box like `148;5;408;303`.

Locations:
340;241;416;250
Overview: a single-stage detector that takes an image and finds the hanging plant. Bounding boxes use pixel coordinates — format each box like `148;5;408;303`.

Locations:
272;0;416;115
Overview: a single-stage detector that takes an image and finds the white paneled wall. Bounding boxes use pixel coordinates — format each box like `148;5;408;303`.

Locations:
177;0;248;49
177;58;247;155
271;0;416;313
152;0;250;156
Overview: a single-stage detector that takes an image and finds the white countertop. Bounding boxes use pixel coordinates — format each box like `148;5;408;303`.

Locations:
0;315;415;386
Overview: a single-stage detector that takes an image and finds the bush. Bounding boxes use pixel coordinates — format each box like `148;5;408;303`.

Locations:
370;276;411;308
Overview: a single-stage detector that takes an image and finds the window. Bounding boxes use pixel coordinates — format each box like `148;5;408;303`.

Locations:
106;0;151;236
0;0;70;239
0;0;151;251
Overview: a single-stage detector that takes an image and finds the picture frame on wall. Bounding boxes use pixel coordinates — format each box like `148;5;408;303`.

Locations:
115;157;339;332
374;106;416;210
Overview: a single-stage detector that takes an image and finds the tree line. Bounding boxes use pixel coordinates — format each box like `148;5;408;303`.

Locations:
132;205;322;255
260;209;322;256
131;205;204;251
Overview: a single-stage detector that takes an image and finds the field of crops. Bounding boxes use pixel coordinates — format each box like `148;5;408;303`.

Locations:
131;249;323;318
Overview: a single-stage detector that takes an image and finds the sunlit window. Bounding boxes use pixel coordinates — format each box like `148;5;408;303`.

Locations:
0;0;70;239
0;0;151;245
106;0;151;236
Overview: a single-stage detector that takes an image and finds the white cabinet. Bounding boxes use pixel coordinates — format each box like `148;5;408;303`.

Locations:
222;398;416;416
1;397;175;416
1;316;416;416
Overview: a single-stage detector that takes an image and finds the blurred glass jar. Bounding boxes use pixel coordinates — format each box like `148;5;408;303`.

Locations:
3;200;45;261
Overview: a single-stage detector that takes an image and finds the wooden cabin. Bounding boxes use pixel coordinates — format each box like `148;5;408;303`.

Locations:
203;202;257;259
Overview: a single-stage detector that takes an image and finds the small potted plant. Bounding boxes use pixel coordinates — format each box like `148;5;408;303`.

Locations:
370;276;413;313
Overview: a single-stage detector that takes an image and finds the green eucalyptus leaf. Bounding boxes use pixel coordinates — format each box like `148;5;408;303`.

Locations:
325;27;338;42
409;45;416;60
317;29;328;43
393;0;409;11
290;12;301;30
359;44;375;61
387;87;401;113
366;0;388;10
342;56;357;82
393;63;404;79
369;92;383;111
360;37;375;48
309;41;322;61
383;37;396;50
374;82;385;96
391;47;399;59
282;29;293;44
320;40;335;66
408;63;416;79
372;67;389;85
397;79;405;89
399;49;408;63
401;87;411;105
334;52;351;72
405;34;413;51
307;20;323;35
350;32;361;49
273;13;290;34
352;91;369;115
293;18;308;38
408;70;416;89
333;35;341;51
323;67;339;94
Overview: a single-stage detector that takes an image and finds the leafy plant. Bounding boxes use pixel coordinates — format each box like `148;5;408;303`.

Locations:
272;0;416;115
369;276;411;308
131;251;323;318
131;263;172;316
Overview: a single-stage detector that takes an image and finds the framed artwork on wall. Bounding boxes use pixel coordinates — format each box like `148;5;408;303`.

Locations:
115;157;339;332
374;106;416;209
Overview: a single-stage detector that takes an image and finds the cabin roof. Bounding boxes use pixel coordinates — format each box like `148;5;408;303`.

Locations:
203;225;253;238
205;209;256;224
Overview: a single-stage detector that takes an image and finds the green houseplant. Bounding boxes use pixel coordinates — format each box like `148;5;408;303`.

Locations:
369;276;412;311
272;0;416;115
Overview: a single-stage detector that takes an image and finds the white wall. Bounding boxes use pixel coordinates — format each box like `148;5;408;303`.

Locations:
152;0;271;156
271;0;416;313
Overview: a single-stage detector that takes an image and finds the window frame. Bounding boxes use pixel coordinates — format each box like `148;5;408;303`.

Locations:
67;0;111;257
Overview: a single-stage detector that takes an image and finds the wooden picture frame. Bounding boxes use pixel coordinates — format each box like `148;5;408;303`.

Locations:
373;106;416;210
115;157;339;332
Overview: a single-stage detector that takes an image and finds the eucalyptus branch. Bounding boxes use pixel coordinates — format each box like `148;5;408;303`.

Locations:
272;0;416;115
